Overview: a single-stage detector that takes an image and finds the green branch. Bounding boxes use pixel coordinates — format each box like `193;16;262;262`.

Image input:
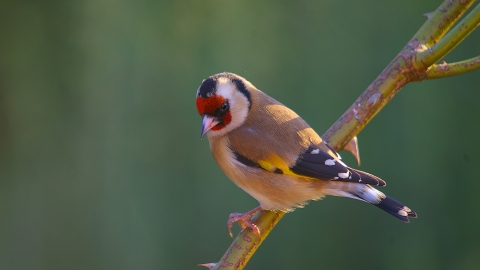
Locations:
426;56;480;78
202;1;480;269
412;0;475;48
201;211;285;270
417;1;480;68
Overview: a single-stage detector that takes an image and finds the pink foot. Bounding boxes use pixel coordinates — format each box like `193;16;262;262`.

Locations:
227;206;263;238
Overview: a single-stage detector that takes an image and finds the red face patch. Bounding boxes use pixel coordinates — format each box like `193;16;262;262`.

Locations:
196;96;225;115
196;96;231;131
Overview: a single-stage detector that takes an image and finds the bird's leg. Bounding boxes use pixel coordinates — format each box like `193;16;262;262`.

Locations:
227;205;263;238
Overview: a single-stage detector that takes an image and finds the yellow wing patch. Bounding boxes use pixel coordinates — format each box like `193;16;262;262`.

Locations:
258;154;313;178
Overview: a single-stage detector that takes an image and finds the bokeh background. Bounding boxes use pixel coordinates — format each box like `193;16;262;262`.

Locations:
1;0;479;269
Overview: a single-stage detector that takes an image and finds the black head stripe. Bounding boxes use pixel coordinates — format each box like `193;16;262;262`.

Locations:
231;77;251;110
197;77;216;98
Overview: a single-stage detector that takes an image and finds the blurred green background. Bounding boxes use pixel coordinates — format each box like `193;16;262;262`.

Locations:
1;0;479;269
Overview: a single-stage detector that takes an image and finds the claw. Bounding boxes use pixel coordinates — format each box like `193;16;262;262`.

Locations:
226;206;263;238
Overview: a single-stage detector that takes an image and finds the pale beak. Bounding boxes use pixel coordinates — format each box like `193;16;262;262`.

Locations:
200;115;219;138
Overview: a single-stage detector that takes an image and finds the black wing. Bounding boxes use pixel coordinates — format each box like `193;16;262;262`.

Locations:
290;146;386;186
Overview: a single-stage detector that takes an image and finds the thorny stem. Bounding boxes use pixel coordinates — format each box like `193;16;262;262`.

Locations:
412;0;475;48
325;0;480;151
417;1;480;69
204;1;480;269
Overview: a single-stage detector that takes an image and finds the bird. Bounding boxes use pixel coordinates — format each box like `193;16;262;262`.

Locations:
195;72;416;237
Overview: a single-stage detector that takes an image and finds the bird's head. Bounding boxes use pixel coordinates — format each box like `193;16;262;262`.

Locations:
195;73;252;138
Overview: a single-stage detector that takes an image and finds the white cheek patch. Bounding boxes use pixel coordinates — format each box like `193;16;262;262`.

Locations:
207;80;250;137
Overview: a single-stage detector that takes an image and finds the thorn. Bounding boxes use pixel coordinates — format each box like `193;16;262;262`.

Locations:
423;12;433;19
437;60;450;72
198;263;217;269
344;136;361;166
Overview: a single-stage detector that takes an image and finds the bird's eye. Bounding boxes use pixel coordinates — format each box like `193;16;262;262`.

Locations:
220;101;229;111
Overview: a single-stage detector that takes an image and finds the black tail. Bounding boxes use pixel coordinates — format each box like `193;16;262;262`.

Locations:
374;195;417;222
350;186;417;222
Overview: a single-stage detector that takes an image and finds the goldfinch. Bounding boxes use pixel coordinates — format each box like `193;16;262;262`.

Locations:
195;72;416;236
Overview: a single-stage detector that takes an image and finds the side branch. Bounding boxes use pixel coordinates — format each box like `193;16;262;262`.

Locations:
426;56;480;78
